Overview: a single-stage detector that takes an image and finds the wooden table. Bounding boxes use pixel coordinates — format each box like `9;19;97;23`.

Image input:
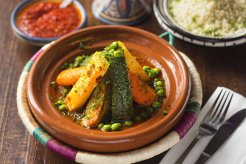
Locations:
1;0;246;163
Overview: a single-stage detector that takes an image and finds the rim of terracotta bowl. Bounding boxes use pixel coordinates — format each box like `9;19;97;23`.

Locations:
27;25;190;152
10;0;87;45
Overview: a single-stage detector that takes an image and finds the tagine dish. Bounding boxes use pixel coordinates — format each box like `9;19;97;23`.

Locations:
26;26;189;152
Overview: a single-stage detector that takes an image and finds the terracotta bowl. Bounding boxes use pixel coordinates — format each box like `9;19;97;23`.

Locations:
27;25;190;153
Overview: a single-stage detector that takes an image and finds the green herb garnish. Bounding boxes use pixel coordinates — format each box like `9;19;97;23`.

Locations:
162;110;168;116
50;81;56;88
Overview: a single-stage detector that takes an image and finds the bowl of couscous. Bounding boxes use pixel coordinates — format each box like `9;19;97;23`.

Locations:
154;0;246;47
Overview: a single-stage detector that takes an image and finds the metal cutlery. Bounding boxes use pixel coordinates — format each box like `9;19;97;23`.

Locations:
195;108;246;164
175;89;233;164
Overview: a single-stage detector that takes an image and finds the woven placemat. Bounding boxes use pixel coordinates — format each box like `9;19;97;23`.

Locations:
16;42;202;164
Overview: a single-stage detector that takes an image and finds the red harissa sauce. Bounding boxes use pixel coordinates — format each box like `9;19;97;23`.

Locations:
17;2;81;38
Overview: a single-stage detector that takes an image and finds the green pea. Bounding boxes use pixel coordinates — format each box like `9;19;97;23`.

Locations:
73;61;80;68
135;116;142;122
111;123;122;131
98;123;104;129
75;56;84;62
102;50;109;56
152;68;161;75
114;50;124;57
147;107;154;114
140;112;148;119
155;86;163;91
102;124;111;131
61;63;69;69
156;81;163;87
110;42;119;50
109;49;114;55
143;66;150;72
58;104;67;111
50;81;56;88
124;121;133;126
157;89;164;96
152;101;161;108
154;78;161;82
55;100;64;106
69;63;74;68
79;62;85;66
148;70;156;78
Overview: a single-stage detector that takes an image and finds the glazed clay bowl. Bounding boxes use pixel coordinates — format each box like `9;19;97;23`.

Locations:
27;25;190;153
154;0;246;47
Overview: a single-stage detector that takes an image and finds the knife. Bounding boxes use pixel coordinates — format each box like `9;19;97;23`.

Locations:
195;108;246;164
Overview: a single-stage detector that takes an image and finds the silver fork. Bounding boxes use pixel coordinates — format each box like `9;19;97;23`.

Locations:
175;89;234;164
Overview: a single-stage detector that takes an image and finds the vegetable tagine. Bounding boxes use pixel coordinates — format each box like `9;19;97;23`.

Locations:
50;41;167;132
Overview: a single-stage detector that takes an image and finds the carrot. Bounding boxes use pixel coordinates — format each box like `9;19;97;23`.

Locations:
128;72;157;106
56;67;84;86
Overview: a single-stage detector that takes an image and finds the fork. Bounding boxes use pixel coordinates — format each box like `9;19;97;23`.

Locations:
175;89;234;164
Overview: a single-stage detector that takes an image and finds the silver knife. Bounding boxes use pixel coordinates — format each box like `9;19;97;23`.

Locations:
195;108;246;164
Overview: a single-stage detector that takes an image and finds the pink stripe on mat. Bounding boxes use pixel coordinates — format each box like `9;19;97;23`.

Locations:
46;140;77;161
175;112;197;138
31;49;43;62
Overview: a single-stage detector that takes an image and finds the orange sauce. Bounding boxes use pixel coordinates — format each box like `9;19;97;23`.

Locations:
17;1;81;38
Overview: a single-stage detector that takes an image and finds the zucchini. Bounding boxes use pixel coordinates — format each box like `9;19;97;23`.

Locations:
109;56;133;123
81;75;111;128
64;52;110;111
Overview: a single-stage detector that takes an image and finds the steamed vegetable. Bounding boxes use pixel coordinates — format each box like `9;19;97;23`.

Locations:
118;41;150;81
103;43;133;123
109;56;133;123
128;72;157;106
64;52;110;111
81;76;111;128
54;65;157;106
56;67;85;86
51;41;166;131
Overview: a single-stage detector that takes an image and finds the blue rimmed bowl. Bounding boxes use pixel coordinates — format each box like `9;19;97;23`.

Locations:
11;0;87;46
153;0;246;47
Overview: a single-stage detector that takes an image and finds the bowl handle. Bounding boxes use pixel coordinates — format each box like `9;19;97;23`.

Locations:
159;32;174;46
